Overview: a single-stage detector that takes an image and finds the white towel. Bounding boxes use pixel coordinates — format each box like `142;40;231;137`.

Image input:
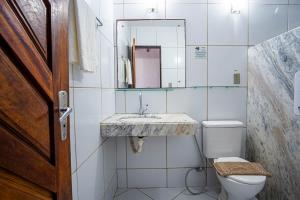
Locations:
69;0;98;72
125;59;133;85
118;58;125;87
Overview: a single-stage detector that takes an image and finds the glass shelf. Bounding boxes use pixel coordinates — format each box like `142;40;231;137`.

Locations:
115;85;247;91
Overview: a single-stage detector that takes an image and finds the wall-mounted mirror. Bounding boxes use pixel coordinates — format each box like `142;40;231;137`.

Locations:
117;19;186;89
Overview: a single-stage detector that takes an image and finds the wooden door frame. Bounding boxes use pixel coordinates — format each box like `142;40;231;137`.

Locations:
51;0;72;199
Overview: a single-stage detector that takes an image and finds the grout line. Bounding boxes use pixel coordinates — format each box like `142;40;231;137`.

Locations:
137;188;155;200
166;136;168;187
74;138;108;172
171;188;186;200
125;136;128;188
114;188;128;198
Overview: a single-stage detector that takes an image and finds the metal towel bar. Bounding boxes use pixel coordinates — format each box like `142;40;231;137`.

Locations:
96;17;103;27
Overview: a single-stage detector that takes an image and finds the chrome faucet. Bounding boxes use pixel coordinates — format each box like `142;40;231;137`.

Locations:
138;92;149;115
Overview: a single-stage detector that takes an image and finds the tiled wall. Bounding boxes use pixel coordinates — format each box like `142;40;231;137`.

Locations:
69;0;117;200
113;0;300;189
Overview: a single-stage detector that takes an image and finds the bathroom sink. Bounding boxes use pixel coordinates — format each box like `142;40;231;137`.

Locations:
100;113;198;137
119;114;162;123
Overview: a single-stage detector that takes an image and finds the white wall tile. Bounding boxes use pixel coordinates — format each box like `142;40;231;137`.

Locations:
166;3;207;45
208;46;248;86
249;4;288;45
117;169;127;188
172;0;206;2
125;91;140;113
116;91;126;113
72;0;116;198
72;173;79;200
85;0;101;17
167;88;207;121
74;88;102;166
186;46;208;87
249;0;288;4
142;91;167;113
288;5;300;30
117;137;127;168
100;0;114;42
114;0;123;3
102;89;116;120
101;36;115;88
69;88;77;173
127;169;167;188
290;0;300;4
208;3;248;45
114;4;124;46
167;135;204;168
125;90;167;113
124;3;165;19
104;138;117;191
124;0;151;3
73;64;101;88
167;168;205;188
69;64;74;87
127;137;166;168
77;147;105;200
207;87;247;124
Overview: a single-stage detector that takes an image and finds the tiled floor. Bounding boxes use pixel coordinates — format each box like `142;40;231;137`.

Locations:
114;187;219;200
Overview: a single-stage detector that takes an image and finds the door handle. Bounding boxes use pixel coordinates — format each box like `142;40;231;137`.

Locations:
58;90;72;141
59;107;72;122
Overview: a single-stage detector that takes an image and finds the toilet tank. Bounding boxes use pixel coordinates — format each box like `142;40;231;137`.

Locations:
202;121;244;159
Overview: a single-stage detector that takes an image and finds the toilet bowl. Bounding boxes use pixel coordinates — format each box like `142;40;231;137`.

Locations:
214;157;266;200
202;121;266;200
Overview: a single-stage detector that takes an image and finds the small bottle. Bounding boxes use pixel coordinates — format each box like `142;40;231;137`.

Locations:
233;70;241;85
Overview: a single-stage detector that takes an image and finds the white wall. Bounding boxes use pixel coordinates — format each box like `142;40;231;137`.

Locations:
69;0;117;200
113;0;300;189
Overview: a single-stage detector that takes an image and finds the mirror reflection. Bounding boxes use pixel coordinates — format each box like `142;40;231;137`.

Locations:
117;19;186;89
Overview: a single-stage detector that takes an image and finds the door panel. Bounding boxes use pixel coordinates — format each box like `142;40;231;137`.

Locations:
0;48;51;159
0;0;71;199
0;168;53;200
0;126;56;191
13;0;49;60
1;0;53;100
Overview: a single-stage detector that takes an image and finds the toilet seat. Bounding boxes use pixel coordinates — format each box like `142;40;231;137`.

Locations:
214;157;266;185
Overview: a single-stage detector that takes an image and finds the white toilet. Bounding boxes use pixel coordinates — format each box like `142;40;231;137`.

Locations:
202;121;266;200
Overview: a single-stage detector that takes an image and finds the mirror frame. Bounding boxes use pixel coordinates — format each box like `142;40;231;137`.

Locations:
116;19;187;89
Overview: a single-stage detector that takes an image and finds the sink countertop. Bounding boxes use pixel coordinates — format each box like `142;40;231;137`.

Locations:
100;113;199;137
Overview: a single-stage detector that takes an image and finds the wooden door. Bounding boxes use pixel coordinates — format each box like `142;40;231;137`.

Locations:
0;0;71;199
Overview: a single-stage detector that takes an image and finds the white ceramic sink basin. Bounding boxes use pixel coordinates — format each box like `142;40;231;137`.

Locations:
100;113;198;136
119;115;162;123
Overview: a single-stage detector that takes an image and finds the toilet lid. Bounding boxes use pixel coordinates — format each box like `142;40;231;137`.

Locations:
214;157;266;185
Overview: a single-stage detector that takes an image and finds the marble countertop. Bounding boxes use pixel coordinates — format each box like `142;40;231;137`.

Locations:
100;113;199;137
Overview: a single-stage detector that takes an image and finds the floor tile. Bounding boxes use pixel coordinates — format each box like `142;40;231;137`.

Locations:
114;189;152;200
140;188;185;200
174;189;216;200
114;188;128;197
